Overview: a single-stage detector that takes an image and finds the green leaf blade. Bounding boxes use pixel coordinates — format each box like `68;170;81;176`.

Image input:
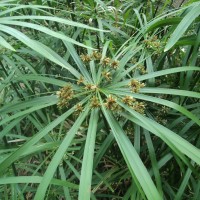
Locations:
78;109;99;200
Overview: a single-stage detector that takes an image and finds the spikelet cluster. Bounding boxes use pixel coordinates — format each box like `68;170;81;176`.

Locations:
144;35;162;53
129;80;145;93
104;95;120;111
132;101;146;114
57;85;74;109
122;95;146;114
122;96;136;106
74;103;83;115
77;76;84;85
137;64;147;74
92;51;102;60
102;57;111;66
80;51;119;85
80;52;119;69
111;60;119;69
85;84;98;91
80;54;91;62
91;96;100;108
102;71;112;81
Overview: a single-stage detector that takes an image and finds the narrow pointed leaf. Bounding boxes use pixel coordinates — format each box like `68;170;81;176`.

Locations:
34;105;90;200
79;109;99;200
100;96;162;200
164;4;200;51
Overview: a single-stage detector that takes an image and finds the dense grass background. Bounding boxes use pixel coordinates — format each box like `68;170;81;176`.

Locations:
0;0;200;199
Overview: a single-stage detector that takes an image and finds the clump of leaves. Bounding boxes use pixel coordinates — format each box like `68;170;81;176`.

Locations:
0;1;200;200
57;52;146;115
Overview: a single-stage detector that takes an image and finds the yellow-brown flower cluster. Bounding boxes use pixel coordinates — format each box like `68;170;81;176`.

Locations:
144;35;162;53
57;85;74;109
80;51;102;63
91;96;100;108
129;80;145;93
80;52;119;69
80;54;91;62
102;71;112;81
74;103;83;115
122;96;136;106
77;76;84;85
80;52;119;85
92;51;102;60
137;64;147;74
132;101;146;114
154;106;169;125
102;57;111;66
104;95;120;111
122;95;146;114
84;84;98;91
101;57;119;69
111;60;119;69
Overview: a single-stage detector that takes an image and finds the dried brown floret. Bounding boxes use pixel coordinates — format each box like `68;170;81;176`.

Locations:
80;54;91;62
129;80;145;93
102;71;112;81
77;76;84;85
132;101;146;114
104;95;120;111
111;60;119;69
84;84;98;91
92;51;102;60
137;64;147;74
75;103;83;114
143;36;162;53
102;57;111;66
57;85;74;109
91;96;100;108
122;96;136;106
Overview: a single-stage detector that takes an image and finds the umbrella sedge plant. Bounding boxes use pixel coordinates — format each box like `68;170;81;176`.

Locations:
0;0;200;199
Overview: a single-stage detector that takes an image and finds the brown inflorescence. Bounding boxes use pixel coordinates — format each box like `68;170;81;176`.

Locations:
143;35;162;53
102;57;111;66
111;60;119;69
80;54;91;62
57;85;74;109
92;51;102;60
122;96;136;106
77;76;84;85
104;95;120;111
74;103;83;114
129;80;145;93
91;96;100;108
84;84;98;91
137;64;147;74
132;101;146;114
102;71;112;81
